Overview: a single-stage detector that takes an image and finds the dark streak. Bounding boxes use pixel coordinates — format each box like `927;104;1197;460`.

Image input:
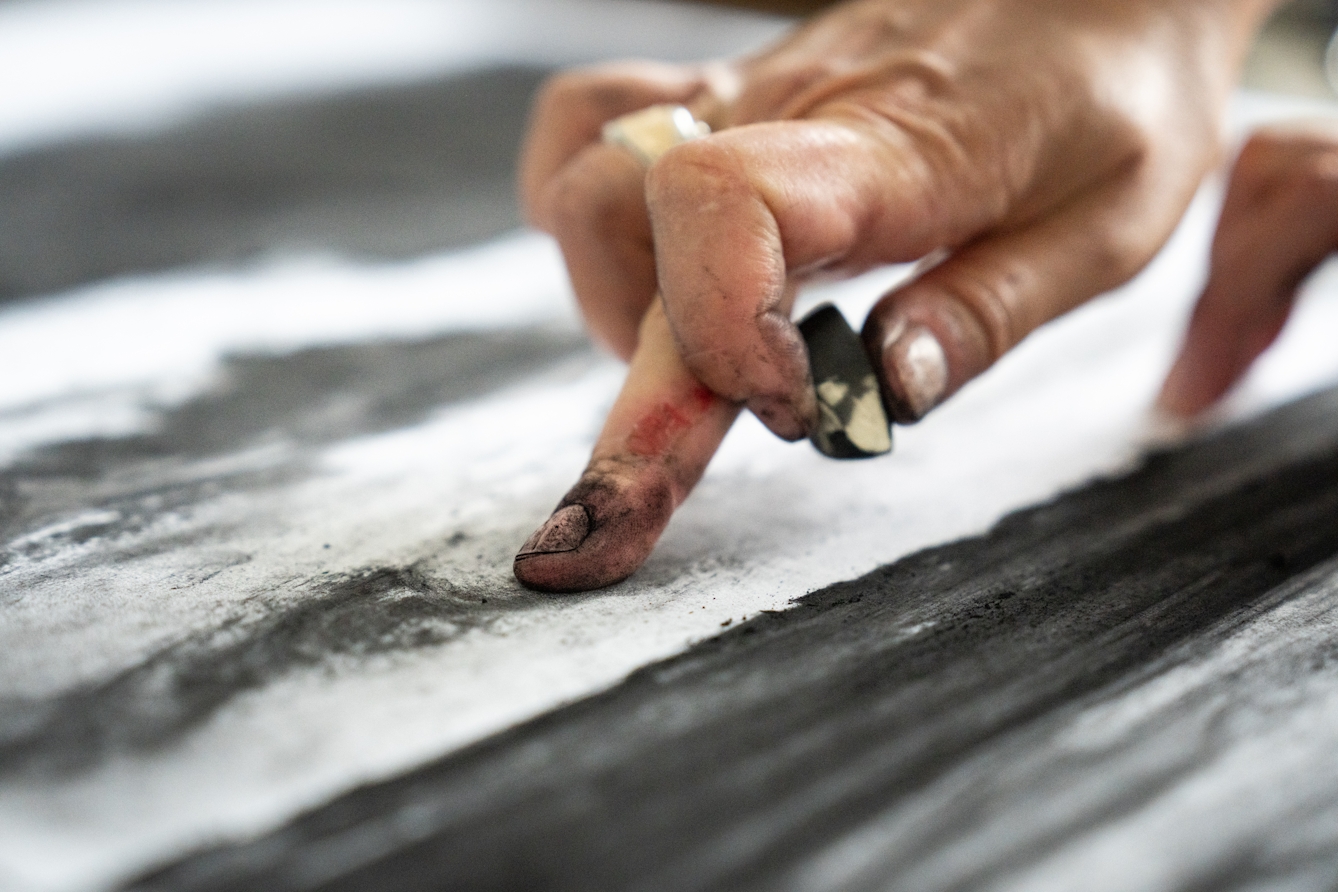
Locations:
0;565;546;777
0;324;591;774
0;327;591;562
126;385;1338;892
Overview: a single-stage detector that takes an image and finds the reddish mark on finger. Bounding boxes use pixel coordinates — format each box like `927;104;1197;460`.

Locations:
626;385;718;457
627;404;692;456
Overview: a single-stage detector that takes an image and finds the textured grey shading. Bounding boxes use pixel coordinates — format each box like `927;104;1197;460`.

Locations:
0;327;591;777
0;326;590;547
0;66;548;301
0;565;564;777
127;384;1338;892
799;303;891;459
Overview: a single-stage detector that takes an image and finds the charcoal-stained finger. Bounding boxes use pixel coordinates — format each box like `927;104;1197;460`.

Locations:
646;117;1014;442
514;299;740;593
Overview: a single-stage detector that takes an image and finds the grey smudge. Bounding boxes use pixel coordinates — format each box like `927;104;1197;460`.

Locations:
0;565;540;777
0;327;591;558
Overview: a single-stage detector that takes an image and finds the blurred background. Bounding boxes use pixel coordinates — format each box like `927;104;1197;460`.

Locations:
1;0;1336;307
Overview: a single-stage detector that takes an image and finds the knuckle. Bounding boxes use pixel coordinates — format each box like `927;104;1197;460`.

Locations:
931;263;1018;359
1241;128;1293;161
536;65;672;124
645;138;749;211
533;70;590;118
548;153;630;235
735;58;840;121
1231;131;1297;192
1234;128;1338;191
547;166;598;232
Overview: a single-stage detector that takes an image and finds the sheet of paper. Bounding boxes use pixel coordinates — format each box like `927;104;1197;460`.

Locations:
2;2;1338;889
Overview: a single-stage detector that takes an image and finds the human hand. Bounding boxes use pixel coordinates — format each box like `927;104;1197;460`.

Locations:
515;0;1278;593
1159;122;1338;417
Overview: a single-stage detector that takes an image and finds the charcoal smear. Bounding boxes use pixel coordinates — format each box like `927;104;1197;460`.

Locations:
0;567;541;777
0;327;589;550
0;327;591;775
131;387;1338;892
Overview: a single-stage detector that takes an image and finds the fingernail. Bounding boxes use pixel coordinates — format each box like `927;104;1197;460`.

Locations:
515;504;590;559
748;395;808;442
881;324;948;422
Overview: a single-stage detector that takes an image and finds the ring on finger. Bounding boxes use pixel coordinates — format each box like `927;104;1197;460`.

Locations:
601;104;710;167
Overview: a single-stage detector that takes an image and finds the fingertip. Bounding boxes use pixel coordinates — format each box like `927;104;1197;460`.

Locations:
1157;283;1294;420
513;462;676;594
863;289;993;424
1155;337;1239;420
519;62;711;220
1154;352;1210;419
746;394;812;442
877;321;950;423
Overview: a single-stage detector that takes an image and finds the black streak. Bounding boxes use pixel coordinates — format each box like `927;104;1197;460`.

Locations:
0;328;591;773
0;566;547;776
0;327;590;553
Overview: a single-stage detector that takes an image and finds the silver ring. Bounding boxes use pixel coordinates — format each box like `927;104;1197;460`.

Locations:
601;104;710;167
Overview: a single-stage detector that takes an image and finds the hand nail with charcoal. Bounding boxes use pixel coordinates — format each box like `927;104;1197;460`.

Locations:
880;321;948;423
514;300;741;593
516;504;591;558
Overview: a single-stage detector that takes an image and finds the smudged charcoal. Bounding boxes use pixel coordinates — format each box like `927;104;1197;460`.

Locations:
0;566;552;777
127;385;1338;892
0;66;550;301
0;327;590;553
798;303;891;459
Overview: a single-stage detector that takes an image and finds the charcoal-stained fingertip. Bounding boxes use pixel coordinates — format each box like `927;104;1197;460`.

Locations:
515;504;591;559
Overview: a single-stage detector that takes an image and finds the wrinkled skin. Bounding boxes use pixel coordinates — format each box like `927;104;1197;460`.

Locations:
513;0;1280;593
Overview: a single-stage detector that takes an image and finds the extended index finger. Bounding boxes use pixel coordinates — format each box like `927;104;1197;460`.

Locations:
514;298;741;592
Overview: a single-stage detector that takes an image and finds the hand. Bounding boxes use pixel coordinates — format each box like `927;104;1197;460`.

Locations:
515;0;1279;593
1159;122;1338;417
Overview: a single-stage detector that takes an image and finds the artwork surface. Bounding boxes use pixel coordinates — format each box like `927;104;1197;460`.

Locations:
3;2;1338;890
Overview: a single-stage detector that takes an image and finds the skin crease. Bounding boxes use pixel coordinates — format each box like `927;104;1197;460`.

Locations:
515;0;1282;593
